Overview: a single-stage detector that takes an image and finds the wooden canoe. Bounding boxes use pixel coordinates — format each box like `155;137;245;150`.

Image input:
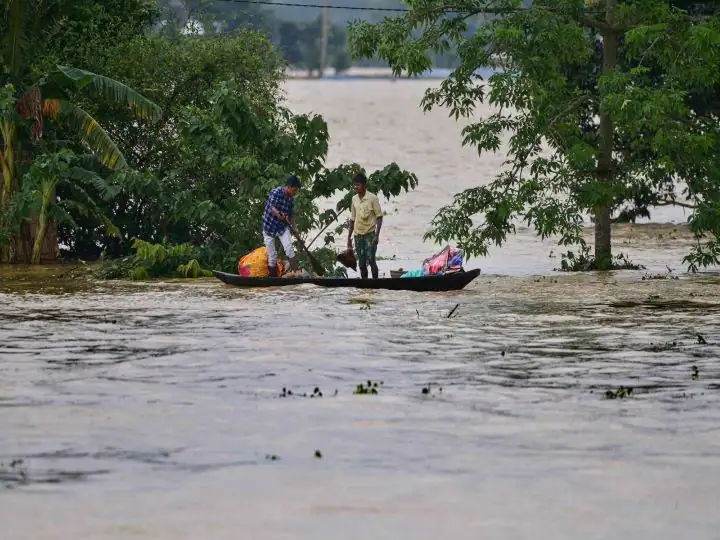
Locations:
212;268;481;292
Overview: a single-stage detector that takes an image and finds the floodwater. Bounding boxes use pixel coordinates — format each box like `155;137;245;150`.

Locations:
2;79;720;539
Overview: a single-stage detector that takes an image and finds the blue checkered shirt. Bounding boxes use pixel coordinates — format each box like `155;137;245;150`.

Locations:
262;186;294;236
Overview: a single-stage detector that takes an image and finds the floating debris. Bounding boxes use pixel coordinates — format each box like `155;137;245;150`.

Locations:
605;386;634;399
280;386;324;398
421;383;443;396
354;380;382;395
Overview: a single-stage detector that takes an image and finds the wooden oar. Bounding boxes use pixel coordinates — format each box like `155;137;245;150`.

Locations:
286;220;325;277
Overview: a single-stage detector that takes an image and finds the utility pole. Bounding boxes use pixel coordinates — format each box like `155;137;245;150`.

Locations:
319;0;329;78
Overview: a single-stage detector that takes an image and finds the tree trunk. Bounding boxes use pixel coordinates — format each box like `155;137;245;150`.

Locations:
0;165;8;263
1;120;16;263
31;181;53;264
594;0;618;270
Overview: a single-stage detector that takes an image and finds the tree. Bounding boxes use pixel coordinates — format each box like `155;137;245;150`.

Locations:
0;0;161;263
1;1;418;274
350;0;720;271
62;29;418;277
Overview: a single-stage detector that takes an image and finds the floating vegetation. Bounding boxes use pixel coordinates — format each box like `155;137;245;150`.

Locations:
0;458;107;489
421;383;443;396
605;386;634;399
609;299;720;311
280;386;330;398
0;459;27;487
696;333;707;345
646;340;679;352
556;245;644;272
314;450;323;459
691;365;700;380
354;380;382;395
532;276;559;283
642;267;679;280
349;298;376;305
349;298;374;310
671;392;699;400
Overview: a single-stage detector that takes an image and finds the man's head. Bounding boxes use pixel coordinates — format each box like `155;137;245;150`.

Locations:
284;175;301;197
353;173;367;195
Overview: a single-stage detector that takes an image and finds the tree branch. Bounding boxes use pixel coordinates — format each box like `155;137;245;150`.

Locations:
548;94;594;130
306;206;348;250
655;199;697;210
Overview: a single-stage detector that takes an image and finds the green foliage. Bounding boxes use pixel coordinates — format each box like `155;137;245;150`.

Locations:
558;243;643;272
2;1;419;272
97;238;215;281
127;238;212;279
20;148;121;235
350;0;720;272
1;0;158;86
0;0;161;264
59;27;418;278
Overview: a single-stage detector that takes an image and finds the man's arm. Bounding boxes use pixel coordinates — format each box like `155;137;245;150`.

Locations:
372;196;383;244
268;191;287;220
375;216;383;237
347;199;356;249
286;200;296;230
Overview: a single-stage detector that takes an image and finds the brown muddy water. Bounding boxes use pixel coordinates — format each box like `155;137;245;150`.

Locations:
2;79;720;539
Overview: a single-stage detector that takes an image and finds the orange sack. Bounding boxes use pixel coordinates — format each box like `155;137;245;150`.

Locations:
237;247;286;277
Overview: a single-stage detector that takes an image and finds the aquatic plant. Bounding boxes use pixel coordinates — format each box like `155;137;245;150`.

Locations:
605;386;634;399
354;380;382;395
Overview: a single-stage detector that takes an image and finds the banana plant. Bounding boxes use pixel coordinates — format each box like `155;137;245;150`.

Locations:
22;149;121;264
1;67;160;262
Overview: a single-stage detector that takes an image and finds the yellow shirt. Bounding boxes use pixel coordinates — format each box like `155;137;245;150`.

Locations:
351;191;383;236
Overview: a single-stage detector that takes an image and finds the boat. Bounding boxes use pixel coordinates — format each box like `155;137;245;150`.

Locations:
212;268;481;292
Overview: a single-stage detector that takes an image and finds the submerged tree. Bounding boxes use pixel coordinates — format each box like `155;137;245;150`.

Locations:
350;0;720;270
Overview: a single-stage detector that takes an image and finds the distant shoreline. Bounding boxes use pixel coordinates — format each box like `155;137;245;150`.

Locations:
284;66;453;80
284;66;498;80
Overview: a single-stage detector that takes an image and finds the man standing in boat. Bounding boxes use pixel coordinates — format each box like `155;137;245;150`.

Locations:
263;175;301;277
347;173;383;279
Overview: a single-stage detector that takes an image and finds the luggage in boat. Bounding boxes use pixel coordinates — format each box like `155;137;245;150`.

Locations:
388;245;464;279
422;245;464;276
237;247;287;277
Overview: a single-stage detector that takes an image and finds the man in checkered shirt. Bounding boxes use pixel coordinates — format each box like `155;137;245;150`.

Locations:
263;175;301;277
